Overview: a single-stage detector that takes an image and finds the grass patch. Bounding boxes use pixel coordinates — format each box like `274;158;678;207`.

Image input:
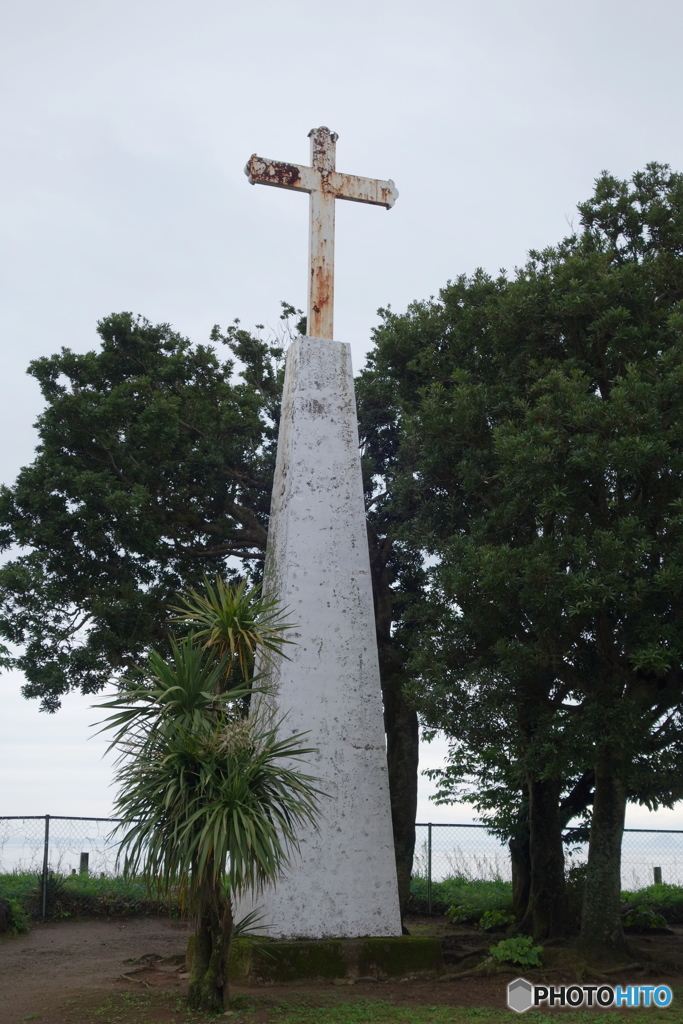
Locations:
231;1003;474;1023
55;990;683;1023
58;991;215;1023
411;871;683;930
409;876;513;921
0;871;180;919
622;883;683;924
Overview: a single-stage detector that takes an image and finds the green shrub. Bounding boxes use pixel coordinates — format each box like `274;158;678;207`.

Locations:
33;872;66;917
0;871;39;906
409;874;513;920
7;899;29;934
445;880;513;924
620;883;683;925
489;935;543;968
46;874;181;919
622;904;668;929
0;871;180;920
479;909;515;931
409;874;471;914
411;870;683;931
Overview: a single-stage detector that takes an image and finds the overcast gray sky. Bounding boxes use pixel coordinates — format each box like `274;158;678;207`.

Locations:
2;0;683;825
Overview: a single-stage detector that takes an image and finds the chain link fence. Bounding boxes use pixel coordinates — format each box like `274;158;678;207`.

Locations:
415;822;683;913
0;815;123;916
2;815;682;918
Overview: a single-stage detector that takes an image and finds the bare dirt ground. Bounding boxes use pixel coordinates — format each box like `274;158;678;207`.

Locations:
0;916;512;1024
0;917;193;1023
1;916;683;1024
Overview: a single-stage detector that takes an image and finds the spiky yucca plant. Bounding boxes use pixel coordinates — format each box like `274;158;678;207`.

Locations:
97;586;318;1012
170;576;295;690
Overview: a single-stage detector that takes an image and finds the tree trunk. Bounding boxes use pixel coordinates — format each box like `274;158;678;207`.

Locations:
509;791;531;921
384;677;419;917
509;832;531;922
579;757;628;951
188;876;233;1012
518;778;565;939
188;907;223;1012
220;894;235;1009
367;523;420;920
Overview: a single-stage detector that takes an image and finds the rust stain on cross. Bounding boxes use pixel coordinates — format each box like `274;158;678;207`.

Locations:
245;127;398;341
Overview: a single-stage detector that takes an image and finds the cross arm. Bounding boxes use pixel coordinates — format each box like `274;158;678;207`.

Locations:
330;172;398;209
245;154;318;194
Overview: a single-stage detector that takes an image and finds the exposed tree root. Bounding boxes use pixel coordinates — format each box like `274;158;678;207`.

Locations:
600;962;644;975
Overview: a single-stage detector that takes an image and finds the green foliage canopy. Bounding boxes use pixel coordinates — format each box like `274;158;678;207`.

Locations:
0;312;284;709
362;163;683;821
0;301;424;918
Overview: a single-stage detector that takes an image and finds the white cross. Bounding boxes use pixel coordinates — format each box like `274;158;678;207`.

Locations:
245;127;398;340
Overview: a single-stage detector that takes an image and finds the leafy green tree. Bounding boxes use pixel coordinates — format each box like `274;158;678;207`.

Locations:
98;584;319;1013
362;164;683;948
0;312;282;709
0;304;422;918
416;649;596;928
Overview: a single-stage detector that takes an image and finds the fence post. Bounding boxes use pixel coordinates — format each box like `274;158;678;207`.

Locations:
427;822;432;915
41;814;50;919
654;866;662;885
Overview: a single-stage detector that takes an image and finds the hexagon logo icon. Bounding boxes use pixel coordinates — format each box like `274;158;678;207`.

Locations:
508;977;533;1013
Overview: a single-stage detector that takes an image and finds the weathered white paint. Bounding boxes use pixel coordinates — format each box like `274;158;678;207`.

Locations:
235;335;402;939
245;127;398;340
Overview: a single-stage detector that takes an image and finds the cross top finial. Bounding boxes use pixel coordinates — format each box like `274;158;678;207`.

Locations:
308;127;338;174
246;128;397;340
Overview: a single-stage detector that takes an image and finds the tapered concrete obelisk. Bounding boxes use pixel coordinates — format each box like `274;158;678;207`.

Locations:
236;128;401;938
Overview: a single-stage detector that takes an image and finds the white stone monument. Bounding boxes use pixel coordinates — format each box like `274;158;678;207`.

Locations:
237;128;402;939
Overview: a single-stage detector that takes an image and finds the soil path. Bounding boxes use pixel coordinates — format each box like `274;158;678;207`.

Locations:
2;917;683;1024
0;917;518;1023
0;917;192;1024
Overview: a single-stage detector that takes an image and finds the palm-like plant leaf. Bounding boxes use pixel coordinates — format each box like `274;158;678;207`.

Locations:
94;635;255;754
107;702;320;900
94;583;317;1012
170;576;295;686
97;632;320;899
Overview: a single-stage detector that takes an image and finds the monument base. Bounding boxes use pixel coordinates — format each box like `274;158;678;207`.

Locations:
224;936;443;984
